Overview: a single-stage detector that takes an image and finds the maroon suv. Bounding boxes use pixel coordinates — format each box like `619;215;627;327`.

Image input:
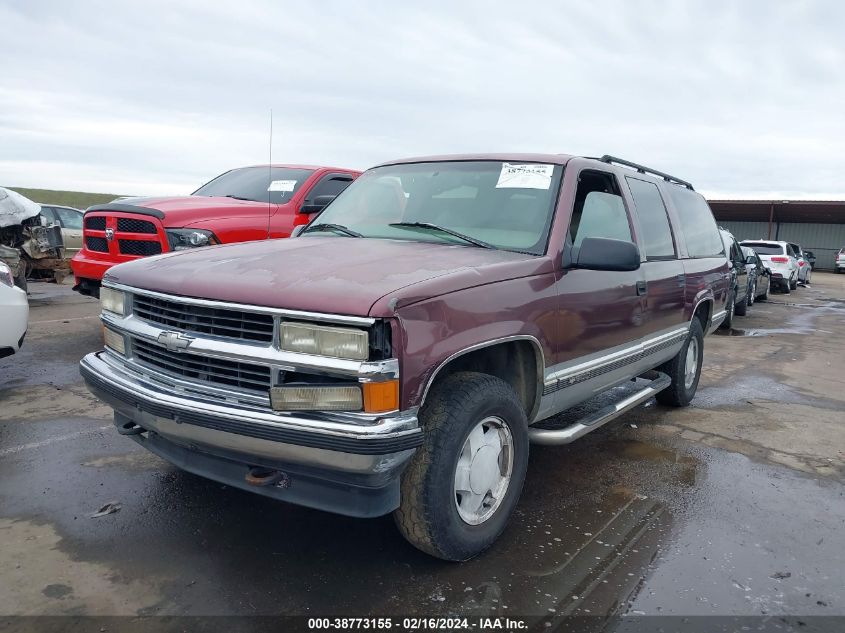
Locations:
80;153;730;560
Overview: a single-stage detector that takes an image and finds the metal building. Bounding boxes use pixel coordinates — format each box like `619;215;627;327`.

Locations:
708;200;845;271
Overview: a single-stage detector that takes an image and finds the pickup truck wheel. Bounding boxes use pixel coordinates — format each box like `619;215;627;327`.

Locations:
394;372;529;561
719;290;735;330
656;318;704;407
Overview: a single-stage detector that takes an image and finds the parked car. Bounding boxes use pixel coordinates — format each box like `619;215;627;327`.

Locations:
787;242;812;284
70;165;361;297
742;246;770;304
740;240;799;293
39;205;84;259
80;153;730;561
719;229;750;326
804;250;817;270
836;248;845;273
0;260;29;358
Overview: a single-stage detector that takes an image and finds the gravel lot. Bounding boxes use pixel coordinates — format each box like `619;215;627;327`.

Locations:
1;274;844;619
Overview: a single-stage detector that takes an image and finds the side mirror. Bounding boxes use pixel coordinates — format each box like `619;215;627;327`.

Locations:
299;195;336;214
745;256;757;265
571;237;641;272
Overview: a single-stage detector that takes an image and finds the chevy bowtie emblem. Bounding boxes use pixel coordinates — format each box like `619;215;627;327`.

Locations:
105;227;115;241
157;331;193;352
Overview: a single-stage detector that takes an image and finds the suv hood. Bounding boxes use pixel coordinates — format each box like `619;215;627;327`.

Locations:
105;236;550;317
113;196;281;228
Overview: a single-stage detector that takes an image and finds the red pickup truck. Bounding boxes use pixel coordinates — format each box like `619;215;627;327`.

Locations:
71;165;360;296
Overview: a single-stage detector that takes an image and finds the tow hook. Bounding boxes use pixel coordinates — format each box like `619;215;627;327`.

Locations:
245;467;290;488
116;420;145;436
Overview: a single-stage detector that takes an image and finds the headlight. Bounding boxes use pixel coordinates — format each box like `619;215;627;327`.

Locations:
166;229;218;251
103;326;126;355
270;385;363;411
100;287;126;316
0;261;14;288
280;322;368;360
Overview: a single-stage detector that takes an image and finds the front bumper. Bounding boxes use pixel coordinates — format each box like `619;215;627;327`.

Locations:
80;352;422;517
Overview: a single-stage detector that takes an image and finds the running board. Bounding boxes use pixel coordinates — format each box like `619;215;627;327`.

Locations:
528;370;671;446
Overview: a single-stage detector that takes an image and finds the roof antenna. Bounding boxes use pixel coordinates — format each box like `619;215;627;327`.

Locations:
267;107;273;239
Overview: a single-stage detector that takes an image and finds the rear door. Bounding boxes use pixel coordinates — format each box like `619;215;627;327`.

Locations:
624;176;685;337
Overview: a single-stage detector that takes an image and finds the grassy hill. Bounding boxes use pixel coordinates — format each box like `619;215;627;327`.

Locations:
5;187;129;210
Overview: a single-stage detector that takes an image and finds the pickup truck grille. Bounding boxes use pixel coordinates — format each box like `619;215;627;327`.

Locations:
117;218;157;234
119;240;162;256
86;236;109;252
133;338;272;393
85;216;106;231
133;294;275;343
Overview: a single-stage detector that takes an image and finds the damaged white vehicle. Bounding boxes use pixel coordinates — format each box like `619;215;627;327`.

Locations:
0;187;65;290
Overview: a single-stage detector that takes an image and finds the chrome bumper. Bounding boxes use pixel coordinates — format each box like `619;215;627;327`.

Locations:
80;352;421;476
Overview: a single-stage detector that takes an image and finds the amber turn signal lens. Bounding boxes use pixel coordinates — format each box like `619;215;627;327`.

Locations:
362;380;399;413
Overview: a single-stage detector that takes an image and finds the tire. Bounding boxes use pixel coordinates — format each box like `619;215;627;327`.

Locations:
782;279;791;294
719;290;735;330
656;318;704;407
758;280;769;301
805;270;812;285
790;276;798;290
734;286;747;316
394;372;529;561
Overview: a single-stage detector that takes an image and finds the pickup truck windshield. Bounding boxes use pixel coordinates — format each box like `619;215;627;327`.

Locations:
306;161;563;254
193;167;314;204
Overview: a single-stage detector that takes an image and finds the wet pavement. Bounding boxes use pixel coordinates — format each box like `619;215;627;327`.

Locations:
1;275;844;621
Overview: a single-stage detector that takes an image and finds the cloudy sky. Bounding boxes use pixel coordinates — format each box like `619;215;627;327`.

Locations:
1;0;843;199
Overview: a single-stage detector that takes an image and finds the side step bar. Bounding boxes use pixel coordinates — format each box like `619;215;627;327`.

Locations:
528;371;671;446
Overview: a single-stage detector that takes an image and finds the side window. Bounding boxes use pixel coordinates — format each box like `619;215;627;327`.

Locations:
786;245;795;257
625;177;675;259
569;171;632;248
39;207;56;225
666;187;723;258
730;241;742;263
55;207;83;229
305;174;354;202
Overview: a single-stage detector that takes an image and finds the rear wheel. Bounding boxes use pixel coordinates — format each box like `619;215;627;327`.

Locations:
735;287;747;316
394;372;529;561
747;281;756;306
782;279;791;294
656;319;704;407
790;276;798;290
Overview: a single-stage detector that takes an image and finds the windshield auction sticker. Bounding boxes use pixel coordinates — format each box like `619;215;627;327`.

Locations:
268;179;298;192
495;163;554;190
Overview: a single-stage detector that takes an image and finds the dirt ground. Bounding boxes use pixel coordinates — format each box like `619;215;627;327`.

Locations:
1;273;843;621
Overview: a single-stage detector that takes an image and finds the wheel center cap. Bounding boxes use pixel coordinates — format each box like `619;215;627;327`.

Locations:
469;445;499;494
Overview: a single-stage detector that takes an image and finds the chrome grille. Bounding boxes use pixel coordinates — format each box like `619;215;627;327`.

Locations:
133;338;272;393
132;294;275;343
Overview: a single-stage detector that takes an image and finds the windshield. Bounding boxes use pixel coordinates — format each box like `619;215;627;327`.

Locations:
193;167;314;204
741;242;784;256
304;161;564;254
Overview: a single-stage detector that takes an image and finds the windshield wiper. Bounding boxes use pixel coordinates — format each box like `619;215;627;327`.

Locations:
222;194;252;201
303;223;363;238
389;222;494;249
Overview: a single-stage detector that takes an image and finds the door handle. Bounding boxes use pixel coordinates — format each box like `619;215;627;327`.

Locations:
636;280;647;296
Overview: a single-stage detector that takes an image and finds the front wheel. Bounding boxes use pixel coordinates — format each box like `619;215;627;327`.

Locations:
656;319;704;407
747;281;756;307
394;372;529;561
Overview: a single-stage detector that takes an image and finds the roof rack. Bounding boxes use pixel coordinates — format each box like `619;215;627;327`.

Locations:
598;155;695;190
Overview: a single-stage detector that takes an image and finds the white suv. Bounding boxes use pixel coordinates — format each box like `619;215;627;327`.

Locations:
740;240;799;293
836;248;845;274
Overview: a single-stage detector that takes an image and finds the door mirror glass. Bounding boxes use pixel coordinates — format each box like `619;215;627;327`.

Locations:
745;255;757;265
300;194;336;214
572;237;641;272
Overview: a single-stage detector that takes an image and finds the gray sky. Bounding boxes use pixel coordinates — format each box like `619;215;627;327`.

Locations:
1;0;843;199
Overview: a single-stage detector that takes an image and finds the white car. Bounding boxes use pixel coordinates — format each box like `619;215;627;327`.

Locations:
0;260;29;358
835;247;845;274
740;240;799;293
787;242;812;284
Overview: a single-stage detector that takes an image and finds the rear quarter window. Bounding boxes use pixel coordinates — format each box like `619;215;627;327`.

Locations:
666;187;723;258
